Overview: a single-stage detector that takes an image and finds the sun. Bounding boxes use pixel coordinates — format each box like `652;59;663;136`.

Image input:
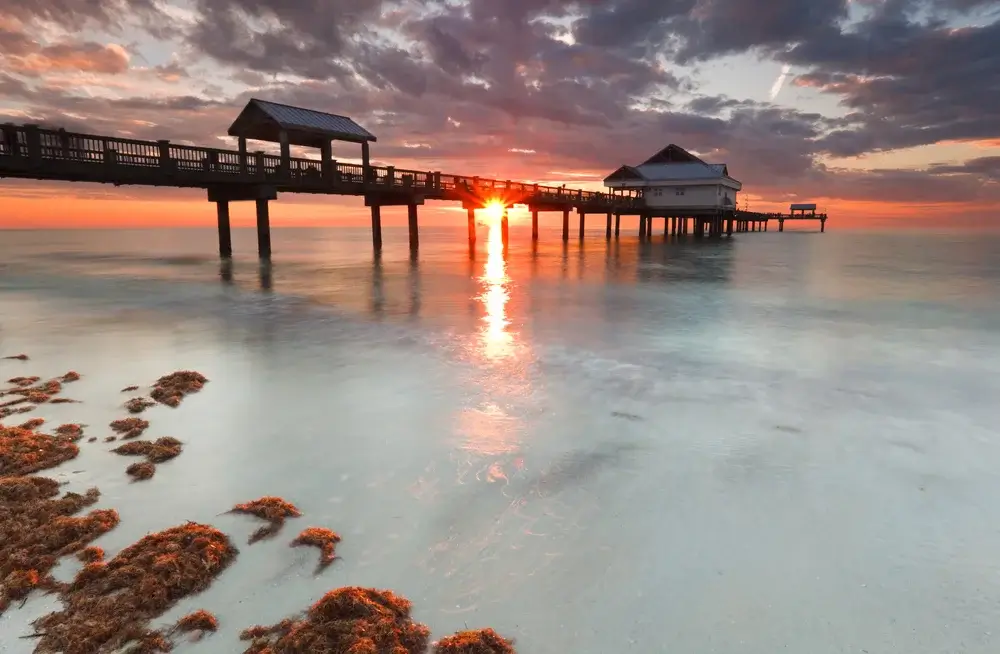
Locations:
483;200;506;224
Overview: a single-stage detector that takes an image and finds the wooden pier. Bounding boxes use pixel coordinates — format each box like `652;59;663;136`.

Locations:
0;100;826;258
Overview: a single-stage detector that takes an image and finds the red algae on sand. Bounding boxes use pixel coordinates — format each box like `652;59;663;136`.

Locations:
239;587;430;654
0;477;119;613
151;371;207;408
124;397;156;414
121;385;140;393
173;609;219;640
110;418;150;440
60;371;81;383
6;376;40;387
77;546;105;564
230;497;301;544
290;527;341;572
126;462;156;481
55;424;85;441
2;354;29;361
32;523;238;654
434;629;517;654
1;425;78;476
113;437;182;464
19;417;46;430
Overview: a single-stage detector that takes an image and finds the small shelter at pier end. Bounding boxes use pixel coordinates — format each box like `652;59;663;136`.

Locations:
227;98;377;181
603;144;742;211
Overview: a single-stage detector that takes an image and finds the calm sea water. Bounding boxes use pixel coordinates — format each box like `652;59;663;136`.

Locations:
2;223;1000;653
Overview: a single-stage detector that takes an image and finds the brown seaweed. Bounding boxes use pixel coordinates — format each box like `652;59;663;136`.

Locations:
238;587;429;654
290;527;341;572
434;629;517;654
229;497;301;544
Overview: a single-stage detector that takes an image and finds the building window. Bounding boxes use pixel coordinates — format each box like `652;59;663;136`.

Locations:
652;188;663;196
675;187;685;196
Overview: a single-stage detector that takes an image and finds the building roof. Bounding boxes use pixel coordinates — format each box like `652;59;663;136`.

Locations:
641;144;707;165
227;98;377;147
604;143;738;185
635;162;728;181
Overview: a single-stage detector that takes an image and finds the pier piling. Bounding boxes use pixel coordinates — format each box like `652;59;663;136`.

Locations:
216;201;232;258
468;208;477;246
531;209;539;241
562;209;570;242
255;199;271;259
614;213;621;238
408;203;419;250
578;210;586;241
605;212;612;240
371;205;383;252
501;209;510;246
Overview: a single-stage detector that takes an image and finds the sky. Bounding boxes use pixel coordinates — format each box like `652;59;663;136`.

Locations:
0;0;998;229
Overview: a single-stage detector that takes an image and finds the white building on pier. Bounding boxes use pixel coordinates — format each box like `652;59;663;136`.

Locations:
603;144;742;213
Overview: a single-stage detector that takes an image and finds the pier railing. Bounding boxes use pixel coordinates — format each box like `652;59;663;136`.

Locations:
0;123;642;210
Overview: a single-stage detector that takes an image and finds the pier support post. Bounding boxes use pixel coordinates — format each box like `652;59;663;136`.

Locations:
408;203;419;250
501;209;510;246
606;212;612;240
614;213;621;238
371;204;383;252
531;209;539;241
727;216;733;236
255;199;271;260
821;218;826;233
779;219;784;232
647;215;654;240
216;201;232;259
468;208;477;246
578;210;586;241
638;214;647;241
562;209;570;242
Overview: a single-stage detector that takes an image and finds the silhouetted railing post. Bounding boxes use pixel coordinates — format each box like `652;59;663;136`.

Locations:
386;166;395;187
254;151;265;180
103;139;118;172
23;124;41;167
238;136;248;176
157;140;172;174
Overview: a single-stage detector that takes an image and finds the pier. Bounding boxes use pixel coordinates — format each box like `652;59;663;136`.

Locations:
0;100;826;258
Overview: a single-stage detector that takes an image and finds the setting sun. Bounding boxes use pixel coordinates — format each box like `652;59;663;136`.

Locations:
483;200;506;224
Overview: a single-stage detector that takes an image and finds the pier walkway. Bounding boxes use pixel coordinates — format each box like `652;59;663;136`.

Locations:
1;100;827;258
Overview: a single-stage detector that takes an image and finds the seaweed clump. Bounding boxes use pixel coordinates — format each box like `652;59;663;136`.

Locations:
1;424;78;476
60;371;81;383
125;397;156;414
121;385;140;393
126;462;156;481
110;418;150;440
0;477;118;613
290;527;341;572
19;417;46;430
113;438;182;480
32;523;238;654
151;371;208;408
2;354;29;361
6;376;40;388
55;424;85;441
239;587;430;654
434;629;517;654
173;609;219;641
230;497;301;544
113;437;182;463
77;546;105;564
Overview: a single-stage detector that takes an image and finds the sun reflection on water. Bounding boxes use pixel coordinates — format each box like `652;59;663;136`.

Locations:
480;221;513;360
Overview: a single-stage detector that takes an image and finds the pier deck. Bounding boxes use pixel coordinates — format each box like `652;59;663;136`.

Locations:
1;123;826;257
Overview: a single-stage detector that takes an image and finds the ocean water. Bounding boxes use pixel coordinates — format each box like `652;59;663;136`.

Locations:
2;223;1000;653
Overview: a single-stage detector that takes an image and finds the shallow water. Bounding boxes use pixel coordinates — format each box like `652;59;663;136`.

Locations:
2;223;1000;652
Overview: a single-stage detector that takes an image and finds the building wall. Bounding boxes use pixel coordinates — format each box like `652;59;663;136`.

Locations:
643;183;737;209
